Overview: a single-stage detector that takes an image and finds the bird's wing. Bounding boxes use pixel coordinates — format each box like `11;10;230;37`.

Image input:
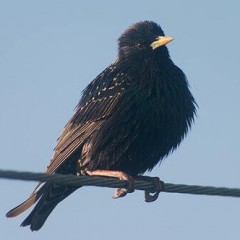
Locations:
46;64;130;174
6;66;131;218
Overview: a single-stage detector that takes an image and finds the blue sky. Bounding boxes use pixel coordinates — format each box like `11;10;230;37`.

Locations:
0;1;239;239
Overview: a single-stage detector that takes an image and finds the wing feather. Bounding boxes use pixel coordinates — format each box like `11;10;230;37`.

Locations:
46;65;130;174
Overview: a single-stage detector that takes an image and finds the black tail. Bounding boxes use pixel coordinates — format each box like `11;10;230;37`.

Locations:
20;184;78;231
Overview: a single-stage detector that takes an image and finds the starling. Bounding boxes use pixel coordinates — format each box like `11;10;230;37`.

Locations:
6;21;196;230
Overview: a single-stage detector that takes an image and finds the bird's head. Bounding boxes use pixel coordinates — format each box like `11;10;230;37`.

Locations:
118;21;173;65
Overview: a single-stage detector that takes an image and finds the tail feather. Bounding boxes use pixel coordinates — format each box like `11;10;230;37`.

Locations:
20;184;78;231
20;194;58;231
6;183;45;218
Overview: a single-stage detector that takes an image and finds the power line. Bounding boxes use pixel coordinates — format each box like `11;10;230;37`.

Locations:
0;169;240;198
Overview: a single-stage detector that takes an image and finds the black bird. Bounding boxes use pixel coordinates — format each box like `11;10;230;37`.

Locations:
6;21;196;231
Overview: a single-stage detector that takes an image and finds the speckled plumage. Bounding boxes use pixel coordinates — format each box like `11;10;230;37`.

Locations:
6;21;196;231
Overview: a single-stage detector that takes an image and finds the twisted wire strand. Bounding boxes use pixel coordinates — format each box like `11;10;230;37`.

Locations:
0;169;240;197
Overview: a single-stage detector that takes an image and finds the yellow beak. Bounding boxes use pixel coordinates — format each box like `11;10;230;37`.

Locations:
150;36;174;50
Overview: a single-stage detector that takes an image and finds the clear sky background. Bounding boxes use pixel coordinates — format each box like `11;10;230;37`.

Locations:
0;1;239;239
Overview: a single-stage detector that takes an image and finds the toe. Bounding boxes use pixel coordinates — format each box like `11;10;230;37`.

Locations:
112;188;128;199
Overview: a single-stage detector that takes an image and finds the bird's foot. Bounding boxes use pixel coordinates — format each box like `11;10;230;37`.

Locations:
85;170;135;199
135;176;164;202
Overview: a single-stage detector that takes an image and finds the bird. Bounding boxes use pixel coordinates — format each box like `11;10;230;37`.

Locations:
6;20;196;231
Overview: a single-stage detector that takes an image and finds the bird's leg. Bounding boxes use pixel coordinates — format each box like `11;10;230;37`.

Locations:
135;176;164;202
85;170;135;199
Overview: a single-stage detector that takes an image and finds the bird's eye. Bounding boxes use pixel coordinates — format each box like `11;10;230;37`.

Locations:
135;43;144;49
